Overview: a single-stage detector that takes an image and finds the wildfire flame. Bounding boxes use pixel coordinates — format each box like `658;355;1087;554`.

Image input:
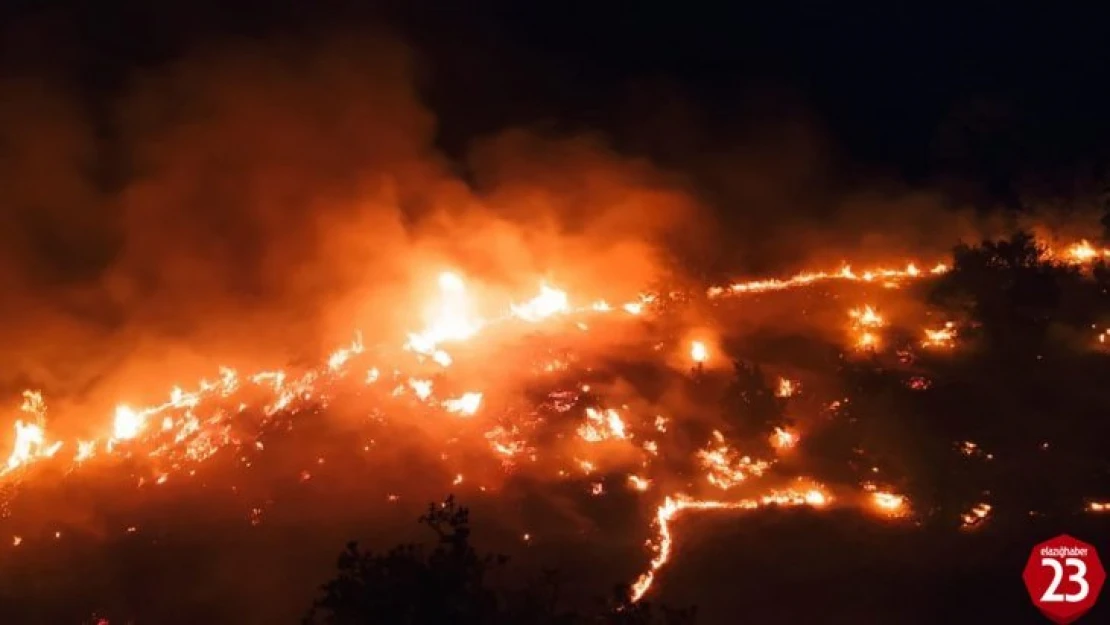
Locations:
770;426;797;450
923;322;957;349
689;341;709;364
2;237;1107;602
1065;240;1110;263
849;305;885;351
960;502;992;529
630;484;831;601
511;284;570;322
442;392;483;416
775;377;797;398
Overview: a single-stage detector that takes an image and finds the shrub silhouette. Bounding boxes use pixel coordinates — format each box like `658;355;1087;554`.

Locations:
305;496;696;625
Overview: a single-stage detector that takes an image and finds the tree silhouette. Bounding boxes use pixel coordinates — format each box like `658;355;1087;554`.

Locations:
305;496;696;625
929;231;1081;352
722;359;786;441
304;497;510;625
911;230;1110;517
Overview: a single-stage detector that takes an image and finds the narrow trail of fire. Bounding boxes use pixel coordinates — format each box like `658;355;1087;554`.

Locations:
1;237;1107;601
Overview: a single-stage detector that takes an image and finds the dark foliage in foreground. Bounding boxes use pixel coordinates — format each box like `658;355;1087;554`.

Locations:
930;231;1090;348
304;496;696;625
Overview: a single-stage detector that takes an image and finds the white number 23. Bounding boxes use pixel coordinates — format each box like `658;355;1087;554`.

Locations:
1040;557;1090;603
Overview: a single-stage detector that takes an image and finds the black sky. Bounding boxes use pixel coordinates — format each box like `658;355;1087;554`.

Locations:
5;2;1110;207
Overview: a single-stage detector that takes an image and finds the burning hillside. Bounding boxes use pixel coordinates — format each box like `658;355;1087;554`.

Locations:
3;234;1110;622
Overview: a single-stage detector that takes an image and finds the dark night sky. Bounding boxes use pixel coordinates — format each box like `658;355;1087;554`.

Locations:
6;1;1110;202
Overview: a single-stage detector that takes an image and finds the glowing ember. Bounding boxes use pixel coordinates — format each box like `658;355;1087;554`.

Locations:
653;415;668;432
849;305;884;328
408;378;433;401
906;376;932;391
923;322;957;348
775;377;797;398
698;430;772;490
1064;239;1110;263
327;334;364;371
442;392;483;416
856;331;879;350
848;305;885;351
74;440;96;463
579;407;629;442
870;490;908;516
606;410;627;439
630;485;830;601
623;302;643;315
112;405;145;441
511;284;570;322
5;422;59;473
709;261;942;298
689;341;709;364
960;502;992;529
770;426;797;450
803;489;828;506
405;271;483;356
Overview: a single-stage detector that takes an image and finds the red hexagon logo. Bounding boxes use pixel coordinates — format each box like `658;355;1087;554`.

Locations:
1023;534;1106;624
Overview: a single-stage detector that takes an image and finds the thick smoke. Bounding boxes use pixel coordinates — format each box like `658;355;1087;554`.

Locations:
0;34;707;435
1;25;1103;437
610;87;1106;276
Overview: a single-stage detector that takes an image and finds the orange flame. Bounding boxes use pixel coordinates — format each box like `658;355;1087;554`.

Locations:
689;341;708;364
